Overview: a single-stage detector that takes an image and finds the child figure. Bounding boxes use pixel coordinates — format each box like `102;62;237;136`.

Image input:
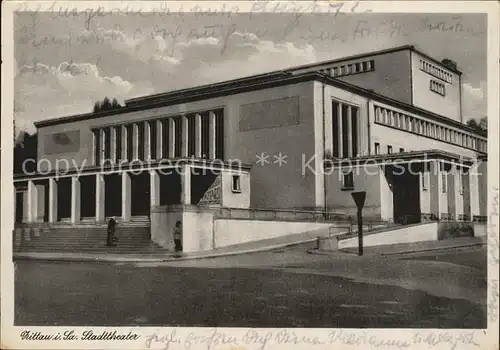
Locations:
173;221;182;253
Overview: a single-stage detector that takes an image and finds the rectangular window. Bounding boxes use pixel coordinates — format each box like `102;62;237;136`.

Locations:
161;119;169;158
174;117;182;158
387;145;393;154
341;104;349;158
399;148;404;153
92;129;100;166
215;110;225;160
351;106;358;157
187;114;196;157
374;142;380;155
126;124;133;162
430;80;446;96
342;170;354;189
232;175;241;193
362;61;368;71
369;60;375;70
149;120;157;160
201;113;210;158
355;62;362;72
115;126;122;161
103;127;111;162
332;101;340;157
137;122;145;160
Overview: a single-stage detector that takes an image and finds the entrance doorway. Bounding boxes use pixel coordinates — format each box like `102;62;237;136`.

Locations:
131;172;150;216
15;192;24;223
392;166;421;225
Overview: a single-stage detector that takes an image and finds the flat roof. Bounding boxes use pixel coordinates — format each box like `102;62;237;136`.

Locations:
124;45;461;106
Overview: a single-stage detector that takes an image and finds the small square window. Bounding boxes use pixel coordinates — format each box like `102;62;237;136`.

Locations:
342;170;354;189
232;175;241;193
387;145;393;154
399;148;404;153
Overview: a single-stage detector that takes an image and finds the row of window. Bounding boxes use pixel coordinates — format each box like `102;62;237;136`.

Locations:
420;59;453;83
374;143;405;155
322;60;375;78
430;80;446;96
420;162;466;195
374;105;487;153
331;100;360;158
91;109;225;165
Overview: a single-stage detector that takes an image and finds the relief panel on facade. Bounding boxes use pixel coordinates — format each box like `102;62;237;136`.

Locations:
238;96;300;132
43;130;81;155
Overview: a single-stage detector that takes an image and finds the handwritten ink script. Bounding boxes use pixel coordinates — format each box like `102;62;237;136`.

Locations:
488;187;499;265
144;328;481;350
20;329;140;341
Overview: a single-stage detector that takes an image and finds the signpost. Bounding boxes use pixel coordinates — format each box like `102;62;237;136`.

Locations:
351;191;366;256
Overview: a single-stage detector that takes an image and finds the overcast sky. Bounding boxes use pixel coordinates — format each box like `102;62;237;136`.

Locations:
14;10;487;135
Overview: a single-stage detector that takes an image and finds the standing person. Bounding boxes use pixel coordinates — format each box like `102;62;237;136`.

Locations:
173;221;182;253
107;217;117;247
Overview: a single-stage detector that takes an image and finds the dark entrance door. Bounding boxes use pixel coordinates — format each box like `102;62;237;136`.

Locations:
392;167;421;225
15;192;24;223
104;174;122;217
43;182;49;222
80;176;96;218
131;172;150;216
57;178;72;220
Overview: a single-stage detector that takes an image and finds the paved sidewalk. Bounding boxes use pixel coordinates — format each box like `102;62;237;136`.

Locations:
13;228;331;263
310;236;487;256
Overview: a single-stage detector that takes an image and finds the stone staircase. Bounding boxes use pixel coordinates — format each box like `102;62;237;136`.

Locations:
13;216;171;255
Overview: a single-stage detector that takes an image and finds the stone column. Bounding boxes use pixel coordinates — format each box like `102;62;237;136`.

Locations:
100;128;105;165
469;162;480;221
121;125;128;162
48;178;58;223
122;172;131;220
27;180;38;223
181;115;189;157
110;126;117;164
429;160;441;219
156;120;163;158
168;118;175;158
150;170;160;208
95;174;105;222
379;166;393;221
145;121;151;160
71;177;81;224
195;113;202;158
180;164;191;205
337;103;343;158
209;111;216;159
447;164;457;220
132;124;139;161
454;165;464;220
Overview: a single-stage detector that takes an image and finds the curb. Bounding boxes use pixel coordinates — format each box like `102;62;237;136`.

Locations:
380;242;486;256
307;242;486;257
13;238;318;263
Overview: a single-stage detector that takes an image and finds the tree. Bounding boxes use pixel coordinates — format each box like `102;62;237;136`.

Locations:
92;96;122;113
479;117;487;131
466;117;487;135
466;118;478;129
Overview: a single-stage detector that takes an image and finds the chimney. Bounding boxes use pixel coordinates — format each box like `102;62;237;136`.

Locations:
441;58;458;71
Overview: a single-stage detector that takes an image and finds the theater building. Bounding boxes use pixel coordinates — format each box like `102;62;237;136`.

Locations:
13;45;488;251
